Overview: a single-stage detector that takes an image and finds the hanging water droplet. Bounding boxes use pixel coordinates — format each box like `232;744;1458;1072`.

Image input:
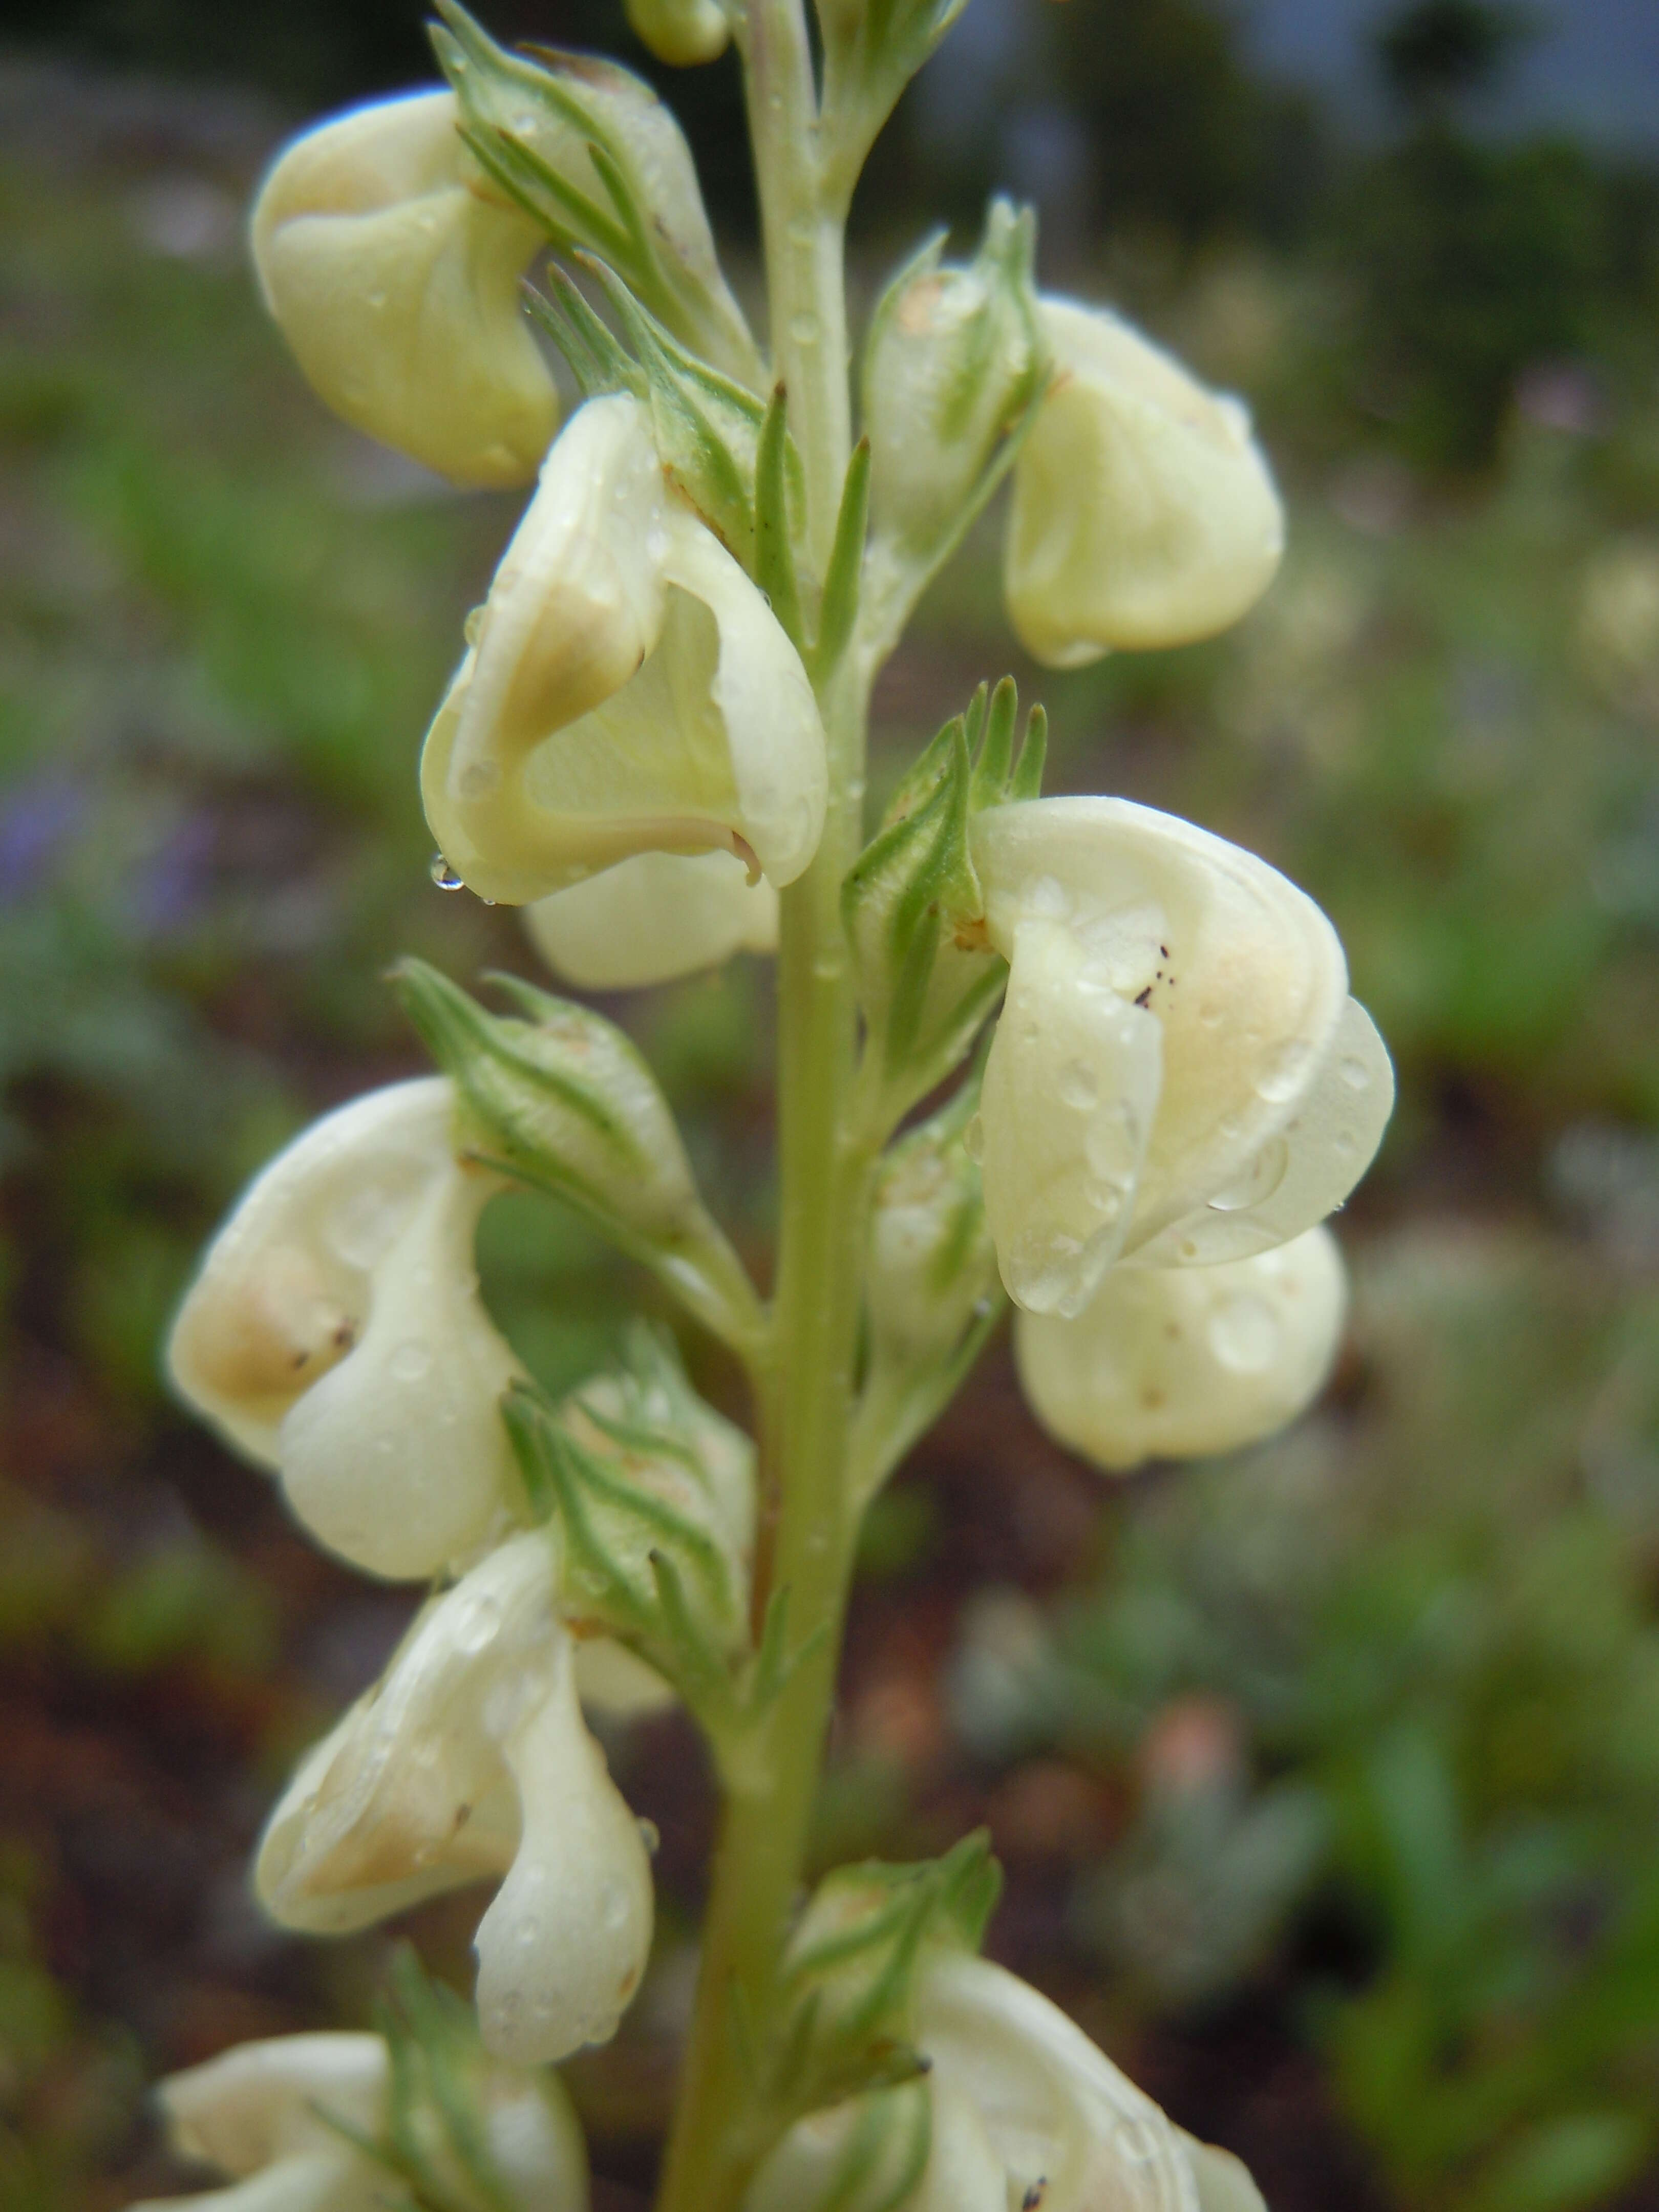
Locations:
1207;1136;1288;1213
430;854;464;890
637;1817;661;1856
1207;1293;1281;1375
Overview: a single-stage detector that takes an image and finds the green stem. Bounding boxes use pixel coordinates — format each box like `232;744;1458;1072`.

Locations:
654;1;868;2197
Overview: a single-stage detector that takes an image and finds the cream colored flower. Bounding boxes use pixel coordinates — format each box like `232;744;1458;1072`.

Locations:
129;2029;588;2211
1005;297;1284;666
257;1533;654;2068
747;1951;1264;2212
1016;1224;1348;1471
969;797;1392;1319
422;395;826;905
250;91;557;487
525;850;778;988
168;1078;524;1581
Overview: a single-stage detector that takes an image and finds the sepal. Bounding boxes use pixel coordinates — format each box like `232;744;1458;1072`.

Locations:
393;962;764;1360
818;0;975;185
852;1083;1002;1501
764;1835;1001;2122
843;678;1044;1125
529;261;803;574
431;0;759;387
742;2082;932;2212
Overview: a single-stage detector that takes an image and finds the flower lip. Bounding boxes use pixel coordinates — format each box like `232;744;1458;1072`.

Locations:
421;396;826;905
166;1075;524;1582
970;796;1351;1312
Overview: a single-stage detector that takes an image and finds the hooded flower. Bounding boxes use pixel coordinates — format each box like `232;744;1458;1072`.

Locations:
250;91;558;487
524;849;778;988
969;797;1393;1320
1005;297;1284;667
421;394;827;906
129;2030;588;2212
748;1951;1263;2212
1016;1224;1349;1472
168;1078;524;1581
256;1533;654;2068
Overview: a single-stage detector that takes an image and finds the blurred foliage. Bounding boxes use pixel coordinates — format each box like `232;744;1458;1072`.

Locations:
1;4;1657;2207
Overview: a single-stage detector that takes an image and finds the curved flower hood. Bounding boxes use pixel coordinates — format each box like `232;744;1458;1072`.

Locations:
250;91;558;488
167;1078;524;1581
748;1952;1264;2212
969;798;1393;1317
422;395;826;906
256;1533;654;2068
525;849;778;988
1017;1224;1348;1471
1005;296;1284;667
129;2030;589;2211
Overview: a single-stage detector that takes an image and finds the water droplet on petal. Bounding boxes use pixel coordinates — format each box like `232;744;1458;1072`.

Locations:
1339;1056;1370;1091
1058;1059;1098;1111
459;759;502;800
962;1113;985;1163
1207;1293;1282;1375
1207;1137;1289;1212
390;1338;431;1382
430;854;464;890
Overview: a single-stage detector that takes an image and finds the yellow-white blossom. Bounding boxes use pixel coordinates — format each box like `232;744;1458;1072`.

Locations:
168;1078;524;1581
970;797;1392;1318
128;2030;588;2211
1005;297;1284;666
1017;1224;1348;1471
250;91;557;487
422;395;826;905
525;850;778;988
747;1951;1264;2212
257;1533;654;2067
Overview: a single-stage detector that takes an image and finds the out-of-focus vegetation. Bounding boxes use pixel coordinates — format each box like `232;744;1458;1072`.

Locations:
2;2;1658;2206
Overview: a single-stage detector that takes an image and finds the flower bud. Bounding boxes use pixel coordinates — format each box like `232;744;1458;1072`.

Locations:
1005;297;1284;666
250;91;558;488
969;798;1392;1317
625;0;731;66
130;2028;590;2212
525;850;777;988
257;1533;653;2066
168;1078;525;1581
865;1095;997;1382
1017;1225;1348;1472
422;395;826;905
863;201;1040;565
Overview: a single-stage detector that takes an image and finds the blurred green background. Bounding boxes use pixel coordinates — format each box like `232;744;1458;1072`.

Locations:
2;2;1658;2207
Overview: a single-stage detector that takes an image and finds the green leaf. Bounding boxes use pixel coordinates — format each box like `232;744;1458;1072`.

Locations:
392;960;764;1362
756;386;806;651
811;439;871;682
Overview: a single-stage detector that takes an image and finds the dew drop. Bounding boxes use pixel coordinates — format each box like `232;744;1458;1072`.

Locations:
637;1817;661;1856
459;759;502;800
1207;1293;1281;1375
1198;1003;1224;1029
1058;1059;1098;1111
962;1113;986;1163
1256;1037;1314;1104
1339;1055;1370;1091
430;854;464;891
786;214;814;246
390;1338;431;1383
601;1885;632;1930
789;311;820;345
1333;1128;1358;1158
516;1918;542;1950
1207;1136;1288;1213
